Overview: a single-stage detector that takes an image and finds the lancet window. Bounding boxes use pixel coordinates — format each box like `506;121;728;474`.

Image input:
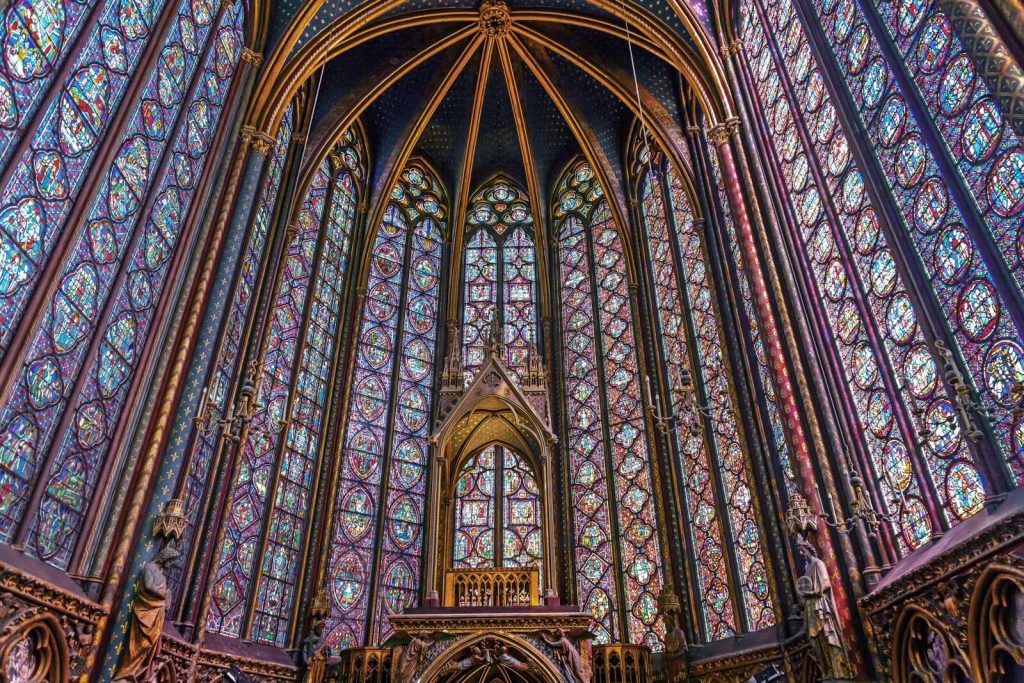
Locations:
324;161;446;651
0;0;245;570
462;178;538;381
207;131;364;645
555;159;664;649
171;105;296;605
631;137;776;639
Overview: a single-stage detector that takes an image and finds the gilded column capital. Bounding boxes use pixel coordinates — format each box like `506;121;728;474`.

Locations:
240;47;263;67
250;130;275;155
685;124;702;139
239;125;257;145
707;123;730;147
718;40;742;60
726;116;742;137
292;133;307;146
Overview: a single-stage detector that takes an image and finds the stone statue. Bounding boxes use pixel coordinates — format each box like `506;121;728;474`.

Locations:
494;642;531;672
796;540;853;679
665;623;689;659
112;545;179;682
396;631;431;683
540;629;586;683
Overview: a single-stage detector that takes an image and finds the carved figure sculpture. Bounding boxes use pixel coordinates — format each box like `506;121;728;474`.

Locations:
396;631;431;683
540;629;586;683
112;545;179;682
796;540;853;679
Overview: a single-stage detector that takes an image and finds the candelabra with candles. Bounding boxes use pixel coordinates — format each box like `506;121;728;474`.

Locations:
192;362;290;442
644;368;713;436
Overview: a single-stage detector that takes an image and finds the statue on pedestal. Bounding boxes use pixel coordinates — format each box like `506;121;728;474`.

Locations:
396;632;431;683
540;629;586;683
796;540;853;679
112;545;179;682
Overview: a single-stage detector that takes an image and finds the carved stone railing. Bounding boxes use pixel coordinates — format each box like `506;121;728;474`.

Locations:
591;643;652;683
331;646;393;682
443;566;539;607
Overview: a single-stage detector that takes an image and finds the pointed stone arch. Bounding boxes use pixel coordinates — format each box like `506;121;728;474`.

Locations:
417;632;566;683
423;328;558;601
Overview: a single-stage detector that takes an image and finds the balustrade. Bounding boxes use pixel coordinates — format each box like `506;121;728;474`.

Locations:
442;566;540;607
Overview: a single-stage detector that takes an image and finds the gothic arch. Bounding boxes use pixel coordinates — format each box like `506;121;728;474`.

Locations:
969;562;1024;682
0;610;69;683
892;605;970;683
417;632;565;683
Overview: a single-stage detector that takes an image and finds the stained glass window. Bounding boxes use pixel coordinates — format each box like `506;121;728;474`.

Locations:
462;178;537;381
0;0;244;569
452;445;543;576
633;138;776;637
171;104;296;603
790;0;1024;483
325;162;446;651
207;131;364;642
555;159;664;649
0;0;201;352
743;0;990;549
0;0;101;166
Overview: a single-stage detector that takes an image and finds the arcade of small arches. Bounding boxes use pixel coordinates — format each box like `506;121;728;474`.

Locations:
0;0;1022;681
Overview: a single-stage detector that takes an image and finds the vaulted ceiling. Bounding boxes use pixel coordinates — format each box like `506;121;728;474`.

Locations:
278;1;722;234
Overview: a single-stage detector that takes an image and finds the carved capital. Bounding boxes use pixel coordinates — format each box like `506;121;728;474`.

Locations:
240;47;263;67
726;116;742;136
707;123;730;147
250;130;275;155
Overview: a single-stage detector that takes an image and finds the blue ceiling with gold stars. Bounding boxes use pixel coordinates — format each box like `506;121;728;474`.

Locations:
267;1;715;59
291;1;701;215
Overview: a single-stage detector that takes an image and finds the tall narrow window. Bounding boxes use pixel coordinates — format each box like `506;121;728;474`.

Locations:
207;132;363;642
555;159;664;649
170;104;296;603
452;445;543;575
0;0;245;569
0;0;103;166
0;0;213;351
325;162;446;650
462;178;537;381
634;138;776;638
780;0;1024;482
743;0;989;549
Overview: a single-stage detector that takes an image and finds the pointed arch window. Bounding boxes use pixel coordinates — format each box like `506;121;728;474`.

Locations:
554;159;664;649
741;0;992;550
462;178;537;382
452;445;543;575
746;0;1024;491
0;0;245;569
0;0;228;351
325;162;446;651
207;130;364;644
631;138;775;639
171;102;296;604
